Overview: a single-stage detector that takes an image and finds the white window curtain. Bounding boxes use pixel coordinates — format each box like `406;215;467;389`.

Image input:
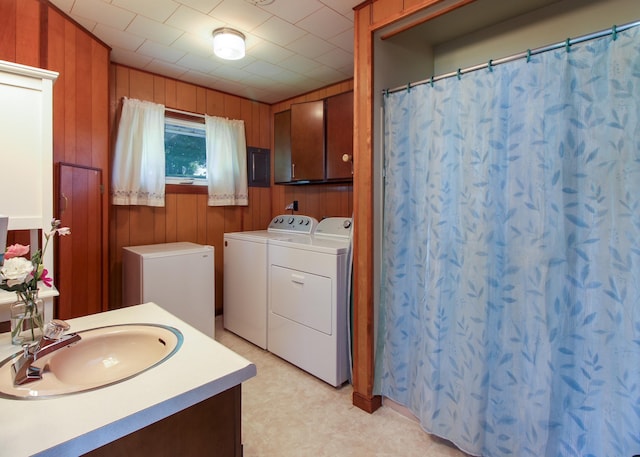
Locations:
205;114;248;206
112;98;165;207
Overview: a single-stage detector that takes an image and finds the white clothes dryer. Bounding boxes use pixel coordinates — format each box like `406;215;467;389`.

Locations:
267;217;352;387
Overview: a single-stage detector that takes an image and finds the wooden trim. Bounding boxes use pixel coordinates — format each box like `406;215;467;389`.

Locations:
352;1;378;413
353;391;382;414
378;0;475;40
275;78;354;105
354;0;373;11
165;184;207;195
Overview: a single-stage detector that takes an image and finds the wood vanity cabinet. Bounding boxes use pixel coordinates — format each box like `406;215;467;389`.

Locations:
84;385;242;457
274;91;353;184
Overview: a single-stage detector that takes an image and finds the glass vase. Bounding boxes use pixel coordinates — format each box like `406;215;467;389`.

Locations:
10;289;44;345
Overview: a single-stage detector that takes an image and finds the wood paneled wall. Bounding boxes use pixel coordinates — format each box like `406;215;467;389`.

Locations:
109;65;273;313
46;6;111;318
0;0;40;67
270;80;354;220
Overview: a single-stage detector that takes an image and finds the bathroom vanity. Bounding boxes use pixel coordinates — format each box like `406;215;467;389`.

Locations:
0;303;256;456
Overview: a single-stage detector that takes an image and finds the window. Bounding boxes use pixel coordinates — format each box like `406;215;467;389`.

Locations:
164;116;207;185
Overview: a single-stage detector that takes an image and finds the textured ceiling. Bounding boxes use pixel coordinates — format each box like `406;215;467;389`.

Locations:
49;0;362;104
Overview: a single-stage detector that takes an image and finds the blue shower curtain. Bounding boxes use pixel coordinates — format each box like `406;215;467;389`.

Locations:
376;26;640;457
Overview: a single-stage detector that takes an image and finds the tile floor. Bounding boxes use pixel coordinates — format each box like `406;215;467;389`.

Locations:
215;318;472;457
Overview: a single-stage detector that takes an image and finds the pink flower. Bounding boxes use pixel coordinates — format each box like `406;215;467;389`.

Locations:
40;268;53;288
4;244;30;260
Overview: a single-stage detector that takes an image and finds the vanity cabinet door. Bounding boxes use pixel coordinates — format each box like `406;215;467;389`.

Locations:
290;100;325;182
326;91;353;180
274;110;292;184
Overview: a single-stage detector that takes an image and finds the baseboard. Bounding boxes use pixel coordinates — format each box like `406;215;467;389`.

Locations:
382;396;419;422
352;391;382;413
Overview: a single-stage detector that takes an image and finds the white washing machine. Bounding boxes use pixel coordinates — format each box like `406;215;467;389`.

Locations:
267;217;352;387
223;215;317;349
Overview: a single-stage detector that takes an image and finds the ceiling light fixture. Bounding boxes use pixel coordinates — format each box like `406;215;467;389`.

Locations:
212;28;246;60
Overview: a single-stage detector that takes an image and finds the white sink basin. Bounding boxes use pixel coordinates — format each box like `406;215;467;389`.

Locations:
0;323;182;399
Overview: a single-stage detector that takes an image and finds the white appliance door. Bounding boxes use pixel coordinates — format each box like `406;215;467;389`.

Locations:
142;247;215;337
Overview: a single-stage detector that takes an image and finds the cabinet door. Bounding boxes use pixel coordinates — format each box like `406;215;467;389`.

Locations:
326;92;353;180
57;163;104;319
290;100;324;181
274;110;291;183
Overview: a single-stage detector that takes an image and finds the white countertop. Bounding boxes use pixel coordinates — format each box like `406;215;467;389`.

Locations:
0;303;256;457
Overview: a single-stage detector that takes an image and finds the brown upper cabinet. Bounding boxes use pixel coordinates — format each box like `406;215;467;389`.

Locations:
291;99;325;182
326;91;354;180
274;110;292;183
274;91;353;184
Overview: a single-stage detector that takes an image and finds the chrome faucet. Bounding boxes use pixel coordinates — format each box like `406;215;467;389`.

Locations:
12;319;81;386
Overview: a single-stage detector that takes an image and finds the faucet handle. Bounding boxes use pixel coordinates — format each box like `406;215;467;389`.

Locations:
44;319;71;340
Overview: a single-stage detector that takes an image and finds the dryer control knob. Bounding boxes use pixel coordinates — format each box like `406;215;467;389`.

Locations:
343;220;352;229
288;217;295;224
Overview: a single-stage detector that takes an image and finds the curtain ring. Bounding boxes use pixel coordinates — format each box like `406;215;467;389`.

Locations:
457;68;462;80
406;82;411;93
612;24;618;41
384;89;389;97
526;49;531;63
430;76;434;88
488;59;493;72
565;38;571;53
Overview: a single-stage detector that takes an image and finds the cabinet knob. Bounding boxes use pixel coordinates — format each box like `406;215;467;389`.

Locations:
342;154;352;162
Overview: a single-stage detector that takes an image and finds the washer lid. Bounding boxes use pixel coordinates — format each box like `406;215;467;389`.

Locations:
223;230;279;243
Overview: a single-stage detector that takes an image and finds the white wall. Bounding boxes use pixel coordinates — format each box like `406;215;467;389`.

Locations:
434;0;639;76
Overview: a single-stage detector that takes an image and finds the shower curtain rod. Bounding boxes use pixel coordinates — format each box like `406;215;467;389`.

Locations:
384;20;640;96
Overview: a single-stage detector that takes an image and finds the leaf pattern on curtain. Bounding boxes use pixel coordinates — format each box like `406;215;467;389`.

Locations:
377;26;640;457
